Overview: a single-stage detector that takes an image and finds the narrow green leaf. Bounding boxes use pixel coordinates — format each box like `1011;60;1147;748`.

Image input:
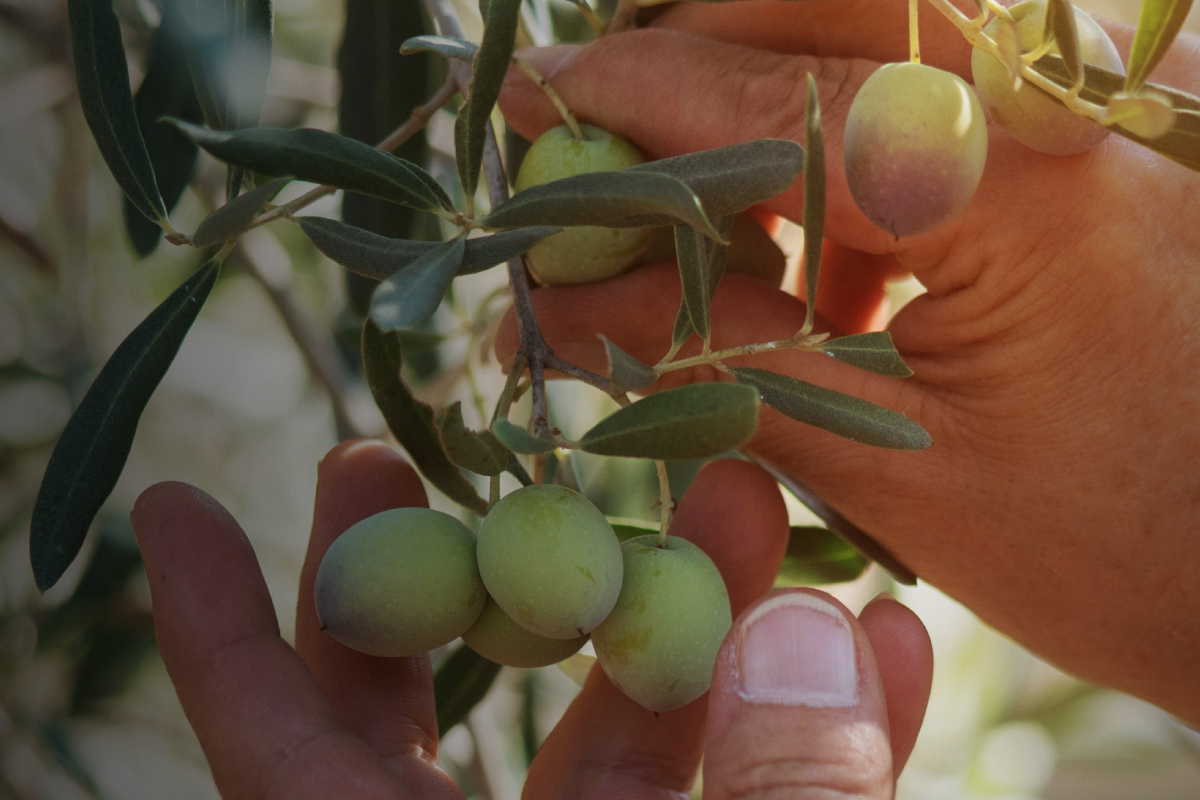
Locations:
619;139;804;225
167;121;456;214
670;301;694;351
67;0;167;225
802;74;825;334
361;321;489;515
401;35;479;62
369;237;465;331
483;171;725;242
726;212;786;287
600;335;657;393
775;526;869;586
182;0;274;134
1125;0;1193;92
730;367;930;451
608;518;658;542
579;383;760;460
820;332;913;378
434;644;502;735
1031;55;1200;171
30;260;221;591
124;4;204;256
1044;0;1082;84
299;218;559;281
192;178;289;247
457;0;523;200
675;225;711;341
491;419;557;454
437;402;509;476
508;453;533;486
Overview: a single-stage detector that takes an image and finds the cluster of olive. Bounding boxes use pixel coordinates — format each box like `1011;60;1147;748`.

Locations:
315;484;732;713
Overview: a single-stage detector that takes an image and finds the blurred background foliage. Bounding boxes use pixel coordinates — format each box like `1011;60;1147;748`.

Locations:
1;0;1199;797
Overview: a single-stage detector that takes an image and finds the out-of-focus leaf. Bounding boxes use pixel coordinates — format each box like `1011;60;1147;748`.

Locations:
362;321;488;515
491;419;557;454
125;3;204;256
608;517;657;542
802;74;824;334
820;332;913;378
579;383;760;459
67;0;167;225
192;178;289;247
30;260;221;591
71;615;156;713
402;35;479;61
618;139;803;225
1044;0;1082;84
731;367;930;451
600;335;657;393
775;526;869;586
507;453;533;486
456;0;523;201
167;121;456;213
1125;0;1193;92
369;237;465;331
300;218;560;280
483;171;725;242
180;0;274;133
1031;54;1200;171
435;644;501;735
339;0;434;315
438;402;509;476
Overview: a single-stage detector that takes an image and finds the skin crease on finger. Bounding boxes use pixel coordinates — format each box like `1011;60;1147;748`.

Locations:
496;17;1200;723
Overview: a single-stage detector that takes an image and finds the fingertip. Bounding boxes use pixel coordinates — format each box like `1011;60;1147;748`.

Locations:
501;44;583;140
314;440;428;536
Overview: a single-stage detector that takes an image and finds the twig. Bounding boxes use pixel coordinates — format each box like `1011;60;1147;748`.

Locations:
512;58;584;139
567;0;605;38
657;332;830;374
655;460;672;544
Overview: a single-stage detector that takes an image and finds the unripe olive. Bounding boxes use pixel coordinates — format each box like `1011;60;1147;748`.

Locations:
462;597;589;667
843;62;988;237
972;0;1123;155
514;124;654;286
592;535;732;713
476;484;622;639
314;508;485;658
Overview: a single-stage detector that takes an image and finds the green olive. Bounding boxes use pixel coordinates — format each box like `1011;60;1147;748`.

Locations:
462;597;589;667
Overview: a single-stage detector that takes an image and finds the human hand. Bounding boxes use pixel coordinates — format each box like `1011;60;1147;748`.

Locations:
130;440;932;798
496;1;1200;724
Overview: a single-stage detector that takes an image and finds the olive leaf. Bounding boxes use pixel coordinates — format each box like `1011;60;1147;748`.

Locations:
192;178;290;248
1044;0;1082;84
1125;0;1193;93
491;419;557;454
1109;90;1177;139
30;259;221;592
600;335;657;393
1031;55;1200;171
167;121;457;214
125;3;204;256
730;367;930;451
437;402;509;476
482;171;726;242
802;73;825;334
578;383;760;460
820;332;914;378
775;526;869;586
181;0;274;133
361;321;489;515
608;518;658;542
401;35;479;62
369;237;466;331
67;0;167;226
434;644;501;735
507;453;533;486
455;0;523;201
672;215;733;346
618;139;804;225
299;217;560;281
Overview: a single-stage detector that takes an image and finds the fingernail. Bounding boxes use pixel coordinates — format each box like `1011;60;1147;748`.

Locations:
736;592;858;707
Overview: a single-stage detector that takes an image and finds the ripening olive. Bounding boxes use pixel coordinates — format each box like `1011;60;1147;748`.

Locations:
972;0;1123;155
476;484;622;639
462;597;589;667
843;62;988;237
514;124;654;286
314;508;485;658
592;535;732;713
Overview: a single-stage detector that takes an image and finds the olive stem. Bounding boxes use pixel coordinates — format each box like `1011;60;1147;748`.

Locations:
655;460;672;545
489;474;501;508
513;58;585;140
925;0;1118;125
567;0;606;38
656;332;830;375
909;0;921;64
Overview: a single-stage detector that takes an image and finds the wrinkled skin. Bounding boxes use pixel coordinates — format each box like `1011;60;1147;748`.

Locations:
498;0;1200;726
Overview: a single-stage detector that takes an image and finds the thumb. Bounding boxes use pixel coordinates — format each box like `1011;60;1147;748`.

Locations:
703;589;931;799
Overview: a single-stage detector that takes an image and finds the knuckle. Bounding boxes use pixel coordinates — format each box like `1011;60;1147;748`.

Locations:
721;749;891;800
